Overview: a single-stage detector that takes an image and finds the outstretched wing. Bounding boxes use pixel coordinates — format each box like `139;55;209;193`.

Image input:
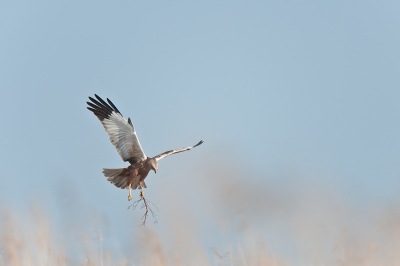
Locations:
153;140;203;161
87;94;146;164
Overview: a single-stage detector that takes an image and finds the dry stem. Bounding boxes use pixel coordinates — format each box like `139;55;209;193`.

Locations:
128;191;159;226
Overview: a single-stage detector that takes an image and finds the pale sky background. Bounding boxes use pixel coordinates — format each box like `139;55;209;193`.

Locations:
0;1;399;264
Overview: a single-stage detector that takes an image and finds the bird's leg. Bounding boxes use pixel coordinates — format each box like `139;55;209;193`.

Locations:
140;186;144;199
128;185;133;201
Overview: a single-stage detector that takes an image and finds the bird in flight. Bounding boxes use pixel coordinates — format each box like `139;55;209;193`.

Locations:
87;94;203;201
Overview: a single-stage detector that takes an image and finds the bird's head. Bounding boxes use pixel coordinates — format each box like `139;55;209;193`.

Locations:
149;158;158;173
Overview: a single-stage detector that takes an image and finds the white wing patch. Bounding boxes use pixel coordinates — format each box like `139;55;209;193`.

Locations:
154;140;203;161
100;112;146;162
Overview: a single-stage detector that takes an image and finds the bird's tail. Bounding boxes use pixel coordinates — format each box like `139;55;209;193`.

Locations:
102;168;147;190
103;168;128;189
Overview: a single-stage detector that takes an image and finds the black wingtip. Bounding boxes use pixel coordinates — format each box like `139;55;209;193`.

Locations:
88;96;97;103
107;98;121;114
90;94;101;102
193;140;204;147
87;95;115;120
127;117;134;127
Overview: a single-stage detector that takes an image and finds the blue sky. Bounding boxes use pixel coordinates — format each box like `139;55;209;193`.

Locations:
1;1;399;264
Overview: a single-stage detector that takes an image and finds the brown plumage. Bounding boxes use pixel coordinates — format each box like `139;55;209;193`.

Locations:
87;94;203;200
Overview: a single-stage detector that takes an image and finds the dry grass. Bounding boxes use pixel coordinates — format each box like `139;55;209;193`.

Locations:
1;159;399;265
0;207;281;266
1;199;400;265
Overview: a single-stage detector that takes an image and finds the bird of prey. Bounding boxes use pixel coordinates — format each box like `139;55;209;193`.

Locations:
87;94;203;201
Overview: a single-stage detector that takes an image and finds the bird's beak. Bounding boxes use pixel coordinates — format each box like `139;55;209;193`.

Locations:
154;169;157;174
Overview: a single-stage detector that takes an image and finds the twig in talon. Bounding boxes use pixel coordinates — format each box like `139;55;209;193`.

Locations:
127;195;159;226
